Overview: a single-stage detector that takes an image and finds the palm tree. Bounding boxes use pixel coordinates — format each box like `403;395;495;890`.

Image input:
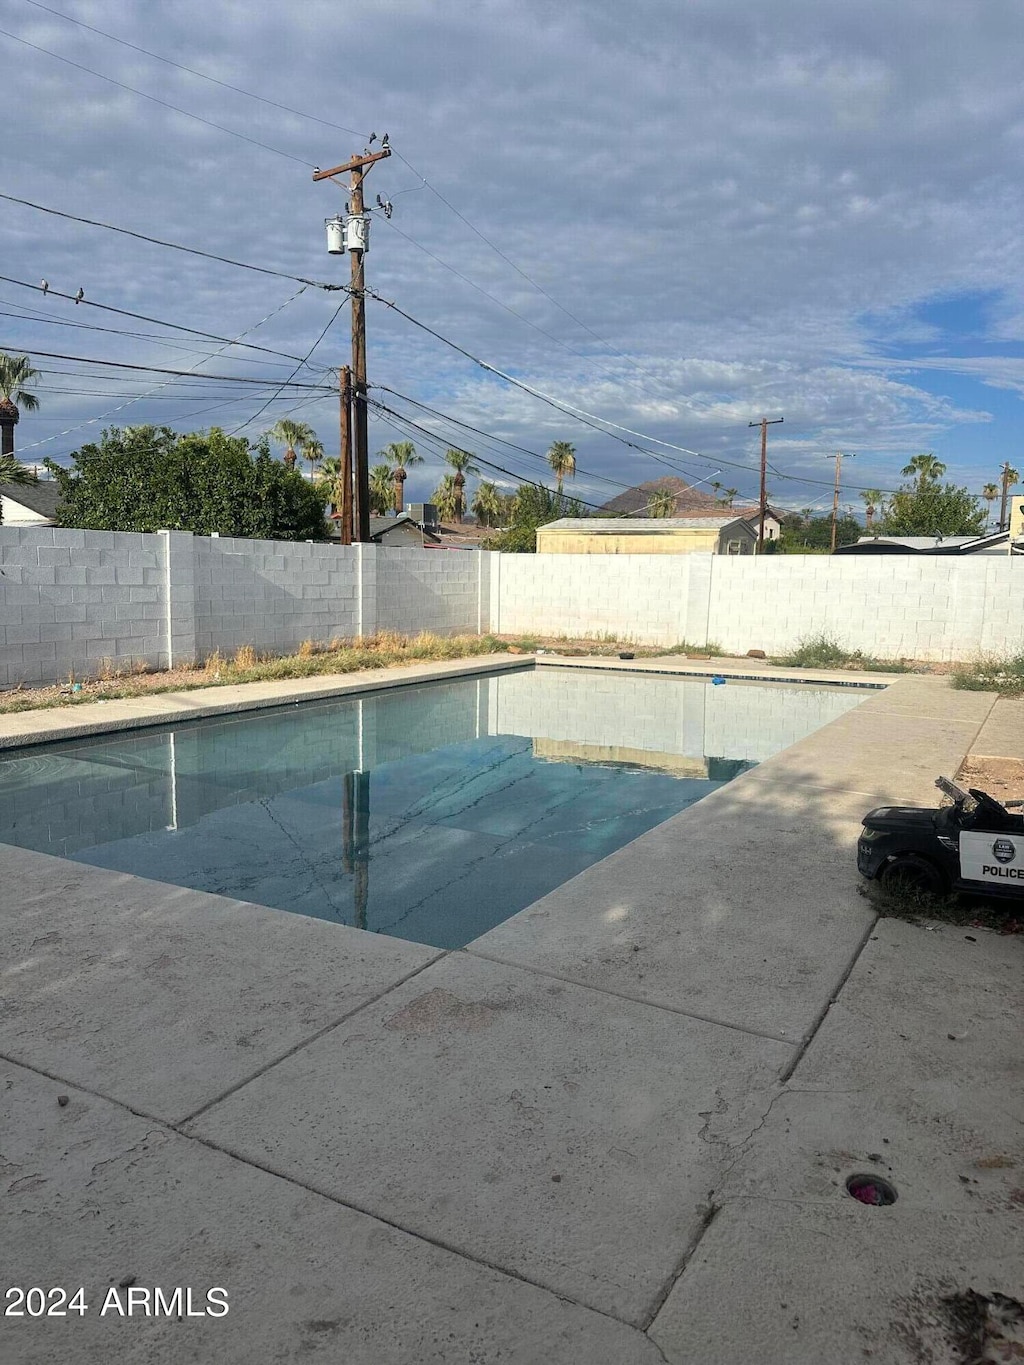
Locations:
302;437;325;478
443;448;480;523
900;453;946;491
723;488;738;508
0;354;41;459
379;440;423;514
860;488;885;529
432;473;459;523
316;456;344;512
646;489;676;518
710;480;723;501
268;418;315;470
0;451;38;525
368;463;396;515
999;464;1020;531
982;482;999;528
471;480;503;528
546;441;576;495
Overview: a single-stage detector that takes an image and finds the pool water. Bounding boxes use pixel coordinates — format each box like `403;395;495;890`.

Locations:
0;668;865;948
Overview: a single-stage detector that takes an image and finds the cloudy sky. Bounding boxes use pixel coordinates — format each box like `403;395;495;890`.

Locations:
4;0;1024;514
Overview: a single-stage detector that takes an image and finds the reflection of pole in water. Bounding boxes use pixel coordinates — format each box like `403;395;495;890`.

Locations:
342;769;371;930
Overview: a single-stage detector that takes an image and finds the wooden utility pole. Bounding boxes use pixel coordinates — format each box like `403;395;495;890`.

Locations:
338;365;352;544
829;451;855;553
748;416;783;552
313;144;391;542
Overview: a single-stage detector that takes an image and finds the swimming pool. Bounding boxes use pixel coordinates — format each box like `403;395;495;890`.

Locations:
0;668;865;948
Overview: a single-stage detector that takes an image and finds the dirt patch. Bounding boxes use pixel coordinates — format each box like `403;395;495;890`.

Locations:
956;756;1024;805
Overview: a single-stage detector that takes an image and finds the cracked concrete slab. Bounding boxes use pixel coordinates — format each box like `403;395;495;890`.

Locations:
185;952;790;1325
717;919;1024;1213
649;1198;1023;1365
0;845;438;1124
468;778;878;1040
0;1060;661;1365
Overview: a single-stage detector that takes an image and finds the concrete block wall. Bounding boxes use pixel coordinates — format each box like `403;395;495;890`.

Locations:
193;536;362;660
376;548;489;637
491;552;1024;662
0;527;168;687
491;554;690;644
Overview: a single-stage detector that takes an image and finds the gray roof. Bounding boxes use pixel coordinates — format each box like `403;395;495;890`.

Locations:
538;517;750;534
0;480;61;519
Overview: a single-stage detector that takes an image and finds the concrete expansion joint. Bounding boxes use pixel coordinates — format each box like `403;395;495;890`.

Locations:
175;950;448;1128
640;1200;720;1334
462;948;792;1045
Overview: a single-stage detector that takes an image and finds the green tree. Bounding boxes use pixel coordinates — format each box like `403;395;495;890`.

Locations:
0;451;39;525
443;448;480;522
302;436;325;478
268;418;315;470
900;453;946;492
546;441;576;495
982;482;999;528
432;472;459;523
646;489;676;517
485;483;585;552
723;488;738;508
999;465;1020;530
777;511;860;552
877;478;987;538
860;489;885;530
471;480;503;527
0;354;41;459
47;425;327;540
368;463;396;515
378;440;422;514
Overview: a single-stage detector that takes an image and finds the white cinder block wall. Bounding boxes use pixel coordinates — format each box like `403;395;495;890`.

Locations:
3;528;1024;688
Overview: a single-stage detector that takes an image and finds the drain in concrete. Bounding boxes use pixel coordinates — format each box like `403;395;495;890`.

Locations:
846;1173;897;1206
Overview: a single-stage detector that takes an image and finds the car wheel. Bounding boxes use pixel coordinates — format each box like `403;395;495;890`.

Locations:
879;853;946;898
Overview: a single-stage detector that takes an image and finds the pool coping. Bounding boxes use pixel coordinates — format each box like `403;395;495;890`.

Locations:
0;651;894;750
0;652;535;750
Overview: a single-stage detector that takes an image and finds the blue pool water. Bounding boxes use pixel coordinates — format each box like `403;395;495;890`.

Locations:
0;668;864;948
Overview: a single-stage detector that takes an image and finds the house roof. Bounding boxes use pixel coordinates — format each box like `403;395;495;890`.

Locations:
0;480;60;519
367;514;440;544
835;532;1013;555
538;517;751;534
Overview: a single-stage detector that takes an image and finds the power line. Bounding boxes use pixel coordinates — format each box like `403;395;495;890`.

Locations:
18;0;368;139
0;23;313;165
0;275;309;362
0;192;347;291
228;298;350;435
0;345;333;388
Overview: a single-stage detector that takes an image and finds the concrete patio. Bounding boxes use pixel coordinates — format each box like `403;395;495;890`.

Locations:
1;661;1021;1364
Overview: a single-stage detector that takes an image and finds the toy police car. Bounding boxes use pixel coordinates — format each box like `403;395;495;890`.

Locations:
858;777;1024;900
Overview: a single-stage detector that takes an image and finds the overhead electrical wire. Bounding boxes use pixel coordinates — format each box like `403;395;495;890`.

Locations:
18;0;368;139
228;297;350;435
0;193;347;292
0;346;332;388
0;275;310;362
0;23;313;165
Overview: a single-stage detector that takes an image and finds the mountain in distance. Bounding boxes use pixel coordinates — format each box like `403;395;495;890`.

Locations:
597;477;722;516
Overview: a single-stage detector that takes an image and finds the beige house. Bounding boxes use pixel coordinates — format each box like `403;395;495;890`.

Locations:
536;517;758;555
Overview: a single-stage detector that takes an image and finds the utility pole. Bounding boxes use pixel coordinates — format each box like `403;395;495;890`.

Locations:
829;451;855;553
338;365;352;544
314;140;391;542
748;416;783;552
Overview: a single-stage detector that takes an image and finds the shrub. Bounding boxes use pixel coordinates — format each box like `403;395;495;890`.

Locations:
951;652;1024;697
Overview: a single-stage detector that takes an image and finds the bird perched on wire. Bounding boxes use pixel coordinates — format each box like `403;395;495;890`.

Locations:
74;287;84;304
40;279;49;295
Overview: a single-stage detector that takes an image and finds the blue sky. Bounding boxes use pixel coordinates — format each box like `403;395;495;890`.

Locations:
4;0;1024;514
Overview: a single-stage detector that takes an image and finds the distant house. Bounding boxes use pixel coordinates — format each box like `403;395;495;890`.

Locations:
536;517;758;555
670;504;783;543
597;477;720;517
0;480;60;526
328;512;441;546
